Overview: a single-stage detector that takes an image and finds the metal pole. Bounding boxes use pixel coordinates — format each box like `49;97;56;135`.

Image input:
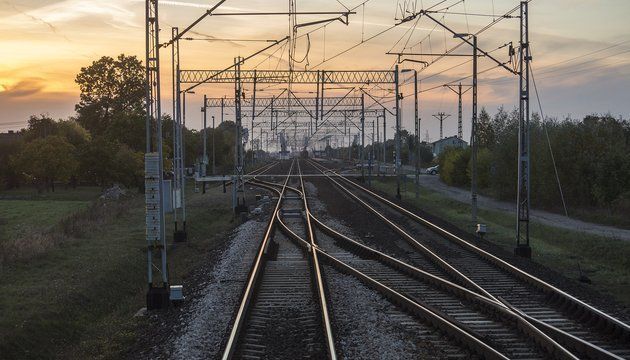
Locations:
395;64;402;199
361;93;365;181
171;27;179;229
180;89;187;236
212;115;216;175
251;70;257;165
221;97;224;124
144;0;168;307
270;96;274;145
202;95;207;193
370;113;374;185
515;1;531;258
413;70;420;200
233;57;244;215
320;71;325;131
315;70;320;131
471;35;479;224
383;109;386;164
458;82;463;139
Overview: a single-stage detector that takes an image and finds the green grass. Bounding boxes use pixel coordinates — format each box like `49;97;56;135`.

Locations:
372;178;630;308
0;184;239;359
0;186;102;201
0;200;90;237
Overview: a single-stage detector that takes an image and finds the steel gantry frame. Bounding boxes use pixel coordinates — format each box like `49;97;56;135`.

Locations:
190;68;400;180
201;95;383;151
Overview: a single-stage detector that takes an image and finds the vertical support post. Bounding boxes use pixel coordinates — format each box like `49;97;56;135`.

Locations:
270;96;275;145
320;71;325;131
395;65;402;199
361;93;365;181
370;113;374;185
171;27;179;231
344;113;348;160
221;97;225;124
212;115;217;175
233;57;245;215
383;109;387;164
413;70;420;200
458;82;463;139
145;0;169;309
471;35;479;224
202;95;207;193
180;87;187;236
515;1;531;258
172;27;187;242
315;71;320;131
346;114;351;160
212;115;216;175
251;70;257;164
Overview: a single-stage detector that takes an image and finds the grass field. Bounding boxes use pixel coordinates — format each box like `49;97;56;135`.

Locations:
0;184;238;359
371;178;630;308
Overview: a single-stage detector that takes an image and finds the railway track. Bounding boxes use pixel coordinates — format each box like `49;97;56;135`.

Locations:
260;160;558;359
221;159;335;360
307;158;630;359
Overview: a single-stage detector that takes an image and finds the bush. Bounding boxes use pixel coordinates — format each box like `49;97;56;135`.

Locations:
439;147;470;187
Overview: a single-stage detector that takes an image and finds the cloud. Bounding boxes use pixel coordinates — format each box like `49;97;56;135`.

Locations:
0;78;47;98
0;0;139;31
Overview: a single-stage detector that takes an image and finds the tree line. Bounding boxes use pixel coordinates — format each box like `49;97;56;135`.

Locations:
0;54;239;192
437;107;630;213
329;128;434;166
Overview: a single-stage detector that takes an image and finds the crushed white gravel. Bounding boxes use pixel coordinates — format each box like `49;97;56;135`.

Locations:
306;181;440;359
165;219;267;359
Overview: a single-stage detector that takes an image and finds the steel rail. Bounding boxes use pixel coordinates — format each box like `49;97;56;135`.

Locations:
274;211;509;360
309;159;630;357
265;172;605;359
308;214;583;360
251;165;620;359
306;159;501;302
293;161;577;359
221;159;295;360
296;160;337;359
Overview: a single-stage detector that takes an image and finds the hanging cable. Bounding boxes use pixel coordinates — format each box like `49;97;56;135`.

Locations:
531;63;569;218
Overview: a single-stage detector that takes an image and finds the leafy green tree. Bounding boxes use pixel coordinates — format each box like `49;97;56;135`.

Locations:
77;137;118;188
111;145;144;189
438;147;470;187
12;136;78;191
75;54;145;136
477;108;495;148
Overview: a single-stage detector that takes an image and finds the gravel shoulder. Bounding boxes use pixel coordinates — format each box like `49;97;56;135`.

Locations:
125;215;269;359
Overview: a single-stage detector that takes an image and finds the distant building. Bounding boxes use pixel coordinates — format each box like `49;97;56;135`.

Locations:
432;135;467;156
0;130;22;145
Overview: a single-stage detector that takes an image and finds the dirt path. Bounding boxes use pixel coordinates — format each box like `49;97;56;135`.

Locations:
415;174;630;241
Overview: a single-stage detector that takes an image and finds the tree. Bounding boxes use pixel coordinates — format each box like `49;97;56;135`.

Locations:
77;138;118;188
111;145;144;189
438;147;470;187
12;136;78;191
75;54;145;136
477;107;495;148
23;115;57;141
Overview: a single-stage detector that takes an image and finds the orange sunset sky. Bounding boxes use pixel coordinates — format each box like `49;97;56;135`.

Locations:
1;0;629;141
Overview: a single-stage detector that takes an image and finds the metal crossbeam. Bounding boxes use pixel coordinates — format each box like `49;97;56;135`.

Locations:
204;96;363;108
233;108;382;118
180;69;395;84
